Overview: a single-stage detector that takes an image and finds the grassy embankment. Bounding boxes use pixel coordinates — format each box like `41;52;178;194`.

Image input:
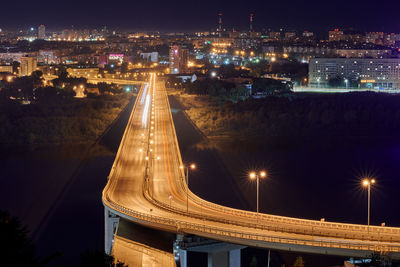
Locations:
175;92;400;151
0;94;133;147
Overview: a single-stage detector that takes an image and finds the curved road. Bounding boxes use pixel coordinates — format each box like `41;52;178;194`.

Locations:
103;73;400;261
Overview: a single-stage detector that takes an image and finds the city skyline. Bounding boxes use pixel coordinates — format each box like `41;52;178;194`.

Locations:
2;0;399;33
2;1;400;265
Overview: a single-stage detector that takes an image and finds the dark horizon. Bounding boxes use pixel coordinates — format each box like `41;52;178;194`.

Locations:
2;0;399;34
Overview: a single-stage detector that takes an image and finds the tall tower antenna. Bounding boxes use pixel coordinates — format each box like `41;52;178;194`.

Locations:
218;12;223;31
250;13;254;32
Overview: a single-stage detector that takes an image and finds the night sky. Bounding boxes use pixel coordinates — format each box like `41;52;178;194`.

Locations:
2;0;399;33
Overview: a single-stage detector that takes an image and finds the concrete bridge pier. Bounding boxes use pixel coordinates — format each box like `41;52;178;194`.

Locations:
177;235;244;267
104;207;120;254
207;247;241;267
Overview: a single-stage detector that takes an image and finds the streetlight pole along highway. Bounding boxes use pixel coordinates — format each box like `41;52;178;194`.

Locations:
362;178;376;226
181;163;196;214
249;170;267;215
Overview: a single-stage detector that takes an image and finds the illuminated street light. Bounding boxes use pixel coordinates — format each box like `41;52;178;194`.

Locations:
362;178;376;226
249;170;267;215
181;163;196;213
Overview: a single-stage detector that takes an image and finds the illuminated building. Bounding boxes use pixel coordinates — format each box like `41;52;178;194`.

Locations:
67;67;99;78
0;65;13;73
249;32;261;38
309;58;400;89
269;32;281;40
38;24;45;39
285;32;296;40
335;49;391;58
283;46;391;60
0;52;27;63
302;31;314;37
229;30;239;39
108;54;124;64
20;56;37;76
140;52;159;62
38;50;57;64
328;29;345;42
169;44;189;74
366;32;385;44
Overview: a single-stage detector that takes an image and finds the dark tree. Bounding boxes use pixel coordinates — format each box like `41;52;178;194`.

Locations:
12;61;20;74
120;62;128;74
35;86;59;102
252;78;292;95
31;70;44;88
0;210;40;266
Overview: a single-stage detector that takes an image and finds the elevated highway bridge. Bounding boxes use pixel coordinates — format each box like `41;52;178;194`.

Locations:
102;73;400;265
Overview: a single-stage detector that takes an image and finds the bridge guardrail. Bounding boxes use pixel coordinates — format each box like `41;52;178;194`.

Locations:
142;180;400;244
104;191;400;254
163;84;400;238
103;80;400;257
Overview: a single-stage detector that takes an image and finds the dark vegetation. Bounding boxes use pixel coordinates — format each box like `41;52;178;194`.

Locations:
167;77;291;103
0;210;127;267
0;210;44;266
0;95;131;145
252;78;292;95
269;61;308;83
186;92;400;148
184;78;250;102
0;71;132;146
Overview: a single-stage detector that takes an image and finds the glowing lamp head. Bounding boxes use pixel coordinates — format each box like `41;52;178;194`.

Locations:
371;179;376;184
249;172;256;180
260;171;267;178
362;179;370;187
190;163;196;170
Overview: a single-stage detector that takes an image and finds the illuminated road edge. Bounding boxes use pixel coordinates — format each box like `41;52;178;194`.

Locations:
103;74;400;260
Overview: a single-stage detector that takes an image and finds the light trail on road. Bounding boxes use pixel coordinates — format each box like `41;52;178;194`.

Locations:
104;73;400;261
140;83;149;104
142;95;151;128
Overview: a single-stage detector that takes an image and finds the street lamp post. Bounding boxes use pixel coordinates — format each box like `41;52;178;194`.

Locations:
249;170;267;215
181;163;196;213
362;178;376;226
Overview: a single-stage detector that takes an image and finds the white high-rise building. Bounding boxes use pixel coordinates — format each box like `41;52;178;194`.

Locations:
38;25;46;39
309;58;400;89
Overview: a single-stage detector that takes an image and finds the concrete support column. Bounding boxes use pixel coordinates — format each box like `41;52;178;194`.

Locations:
207;248;241;267
229;249;241;267
178;249;187;267
175;234;187;267
104;208;120;254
